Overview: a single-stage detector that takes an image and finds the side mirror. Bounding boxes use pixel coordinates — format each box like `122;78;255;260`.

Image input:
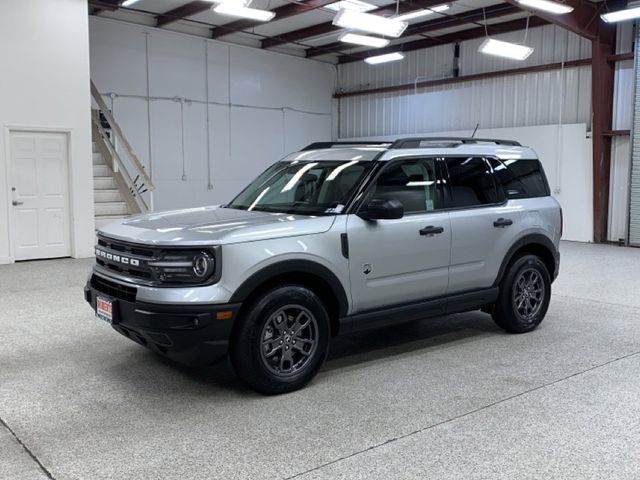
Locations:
358;197;404;220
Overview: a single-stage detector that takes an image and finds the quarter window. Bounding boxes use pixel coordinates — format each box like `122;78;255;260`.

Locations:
369;158;439;214
445;157;501;208
487;158;550;198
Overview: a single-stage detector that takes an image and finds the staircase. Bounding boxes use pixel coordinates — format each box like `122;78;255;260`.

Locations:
92;142;131;230
90;80;154;231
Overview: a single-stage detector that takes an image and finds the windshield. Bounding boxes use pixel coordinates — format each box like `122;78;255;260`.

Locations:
226;160;373;215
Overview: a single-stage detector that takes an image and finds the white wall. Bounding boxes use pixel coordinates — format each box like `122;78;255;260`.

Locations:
89;18;336;211
342;123;593;243
0;0;94;264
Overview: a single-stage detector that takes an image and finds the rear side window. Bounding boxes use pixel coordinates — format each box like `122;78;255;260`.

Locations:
488;158;550;198
445;157;502;208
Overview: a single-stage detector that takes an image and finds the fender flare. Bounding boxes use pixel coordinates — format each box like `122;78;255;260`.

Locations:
493;233;559;287
229;259;350;317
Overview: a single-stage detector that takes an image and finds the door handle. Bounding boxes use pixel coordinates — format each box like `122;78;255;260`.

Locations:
493;218;513;227
419;225;444;236
12;201;24;206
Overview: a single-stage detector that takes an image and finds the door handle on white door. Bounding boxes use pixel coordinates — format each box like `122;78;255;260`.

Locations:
12;201;24;206
419;225;444;236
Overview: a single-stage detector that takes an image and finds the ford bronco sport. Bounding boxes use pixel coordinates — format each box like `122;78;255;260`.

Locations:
85;137;561;394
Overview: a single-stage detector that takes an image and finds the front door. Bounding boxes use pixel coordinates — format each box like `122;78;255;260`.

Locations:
346;157;451;313
9;131;71;261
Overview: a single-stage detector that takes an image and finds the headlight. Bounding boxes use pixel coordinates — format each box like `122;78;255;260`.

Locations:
148;250;216;285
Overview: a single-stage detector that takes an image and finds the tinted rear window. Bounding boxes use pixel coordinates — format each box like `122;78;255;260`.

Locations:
446;157;502;208
489;158;550;198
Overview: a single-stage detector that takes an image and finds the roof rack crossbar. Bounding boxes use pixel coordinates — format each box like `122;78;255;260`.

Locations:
301;141;392;151
390;137;521;149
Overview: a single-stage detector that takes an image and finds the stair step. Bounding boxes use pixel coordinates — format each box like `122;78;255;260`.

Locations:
93;164;111;177
94;189;124;203
93;152;105;165
92;142;99;154
95;202;128;216
95;215;128;230
94;177;117;190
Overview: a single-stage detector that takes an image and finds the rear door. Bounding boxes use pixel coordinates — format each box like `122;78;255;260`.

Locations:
346;157;451;313
445;156;522;293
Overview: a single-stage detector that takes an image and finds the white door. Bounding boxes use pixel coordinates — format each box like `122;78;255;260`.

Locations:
9;131;71;261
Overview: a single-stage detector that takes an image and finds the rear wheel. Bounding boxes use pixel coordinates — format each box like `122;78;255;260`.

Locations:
492;254;551;333
229;285;330;394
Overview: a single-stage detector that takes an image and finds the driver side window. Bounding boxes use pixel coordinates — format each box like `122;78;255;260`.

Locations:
369;158;439;214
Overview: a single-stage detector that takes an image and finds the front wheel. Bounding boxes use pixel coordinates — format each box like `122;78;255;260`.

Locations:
229;285;330;394
492;254;551;333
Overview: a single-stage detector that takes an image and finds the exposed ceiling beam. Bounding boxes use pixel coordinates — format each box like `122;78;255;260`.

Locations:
306;2;519;58
337;16;549;63
261;0;450;49
156;1;213;28
211;0;336;39
503;0;604;40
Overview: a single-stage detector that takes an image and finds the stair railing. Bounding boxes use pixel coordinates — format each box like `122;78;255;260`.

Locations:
90;80;154;213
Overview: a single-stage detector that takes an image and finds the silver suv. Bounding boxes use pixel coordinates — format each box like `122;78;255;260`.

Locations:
85;137;561;394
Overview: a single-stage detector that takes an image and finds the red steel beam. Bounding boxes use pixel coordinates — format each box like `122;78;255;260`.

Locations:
337;16;548;64
603;130;631;137
608;52;634;62
591;35;616;243
211;0;336;39
499;0;623;242
334;58;590;98
306;3;520;58
156;1;213;27
262;0;450;49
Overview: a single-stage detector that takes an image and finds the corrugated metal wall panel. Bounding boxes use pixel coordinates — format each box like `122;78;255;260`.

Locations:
609;23;635;242
338;25;590;90
337;25;593;138
460;24;591;76
338;66;591;137
629;26;640;246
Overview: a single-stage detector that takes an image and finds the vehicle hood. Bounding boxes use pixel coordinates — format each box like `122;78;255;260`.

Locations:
98;206;336;246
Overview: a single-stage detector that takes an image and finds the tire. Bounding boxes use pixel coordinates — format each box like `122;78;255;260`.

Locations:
492;254;551;333
229;285;330;394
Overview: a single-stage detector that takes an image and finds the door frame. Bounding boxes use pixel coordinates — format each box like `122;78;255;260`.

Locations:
4;126;74;263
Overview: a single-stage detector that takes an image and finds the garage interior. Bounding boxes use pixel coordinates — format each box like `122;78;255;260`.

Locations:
1;0;639;478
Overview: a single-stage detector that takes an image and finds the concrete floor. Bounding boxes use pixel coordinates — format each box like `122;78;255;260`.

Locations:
1;241;640;480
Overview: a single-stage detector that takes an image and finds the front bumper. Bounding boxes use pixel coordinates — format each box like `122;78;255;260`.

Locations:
85;274;241;367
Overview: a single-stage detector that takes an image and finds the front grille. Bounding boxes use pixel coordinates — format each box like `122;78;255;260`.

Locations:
96;236;156;281
91;274;137;302
95;235;219;287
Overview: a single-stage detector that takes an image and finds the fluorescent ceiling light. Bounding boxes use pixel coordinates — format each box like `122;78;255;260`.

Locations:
333;9;408;38
395;4;450;21
325;0;377;13
122;0;141;6
478;38;534;61
601;6;640;23
213;3;275;21
364;52;405;65
517;0;573;14
339;33;390;48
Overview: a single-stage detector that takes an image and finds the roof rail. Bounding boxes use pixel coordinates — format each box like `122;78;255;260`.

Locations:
390;137;521;149
301;141;392;151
